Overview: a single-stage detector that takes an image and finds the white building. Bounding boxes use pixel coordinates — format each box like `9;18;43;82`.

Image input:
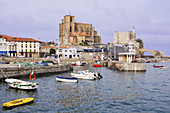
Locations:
0;35;40;57
58;46;81;59
0;38;8;56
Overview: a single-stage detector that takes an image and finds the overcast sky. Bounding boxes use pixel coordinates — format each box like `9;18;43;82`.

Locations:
0;0;170;55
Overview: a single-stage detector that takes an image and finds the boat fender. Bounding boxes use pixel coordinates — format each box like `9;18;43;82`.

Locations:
30;74;36;80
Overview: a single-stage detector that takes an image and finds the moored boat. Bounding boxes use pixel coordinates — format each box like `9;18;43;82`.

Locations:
93;62;102;67
153;64;164;68
2;97;34;107
72;62;76;66
76;61;84;66
5;79;38;90
71;70;102;80
56;76;78;83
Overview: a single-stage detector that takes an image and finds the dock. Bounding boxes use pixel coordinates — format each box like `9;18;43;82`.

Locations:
0;64;73;80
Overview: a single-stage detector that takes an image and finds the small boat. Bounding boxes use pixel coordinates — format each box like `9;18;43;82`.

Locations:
2;97;34;107
72;62;76;66
56;76;78;83
153;65;164;68
5;79;38;90
71;71;95;80
76;61;84;66
93;62;102;67
71;70;102;80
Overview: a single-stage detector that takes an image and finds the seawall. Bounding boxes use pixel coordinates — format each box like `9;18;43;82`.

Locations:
108;61;146;72
0;64;73;80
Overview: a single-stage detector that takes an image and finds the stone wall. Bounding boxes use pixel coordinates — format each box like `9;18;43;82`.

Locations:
0;64;73;80
108;61;146;72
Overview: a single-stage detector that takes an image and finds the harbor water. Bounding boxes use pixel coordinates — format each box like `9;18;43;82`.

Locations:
0;62;170;112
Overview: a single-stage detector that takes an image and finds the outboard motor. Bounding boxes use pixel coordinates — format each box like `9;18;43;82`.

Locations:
94;74;97;78
98;73;102;79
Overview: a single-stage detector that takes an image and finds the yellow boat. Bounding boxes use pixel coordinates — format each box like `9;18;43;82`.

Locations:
2;97;34;107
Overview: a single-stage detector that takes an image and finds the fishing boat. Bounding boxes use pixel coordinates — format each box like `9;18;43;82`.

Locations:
71;70;102;80
71;71;95;80
56;76;78;83
72;62;76;66
76;61;84;66
93;62;102;67
2;97;34;107
153;64;164;68
5;79;38;90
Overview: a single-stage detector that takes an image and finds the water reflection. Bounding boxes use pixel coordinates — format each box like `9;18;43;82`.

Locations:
56;82;99;109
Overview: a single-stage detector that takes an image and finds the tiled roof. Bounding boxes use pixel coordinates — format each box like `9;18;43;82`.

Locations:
59;46;71;49
0;34;40;42
74;32;90;36
79;32;90;36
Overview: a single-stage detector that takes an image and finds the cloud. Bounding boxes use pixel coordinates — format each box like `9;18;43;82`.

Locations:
0;0;170;55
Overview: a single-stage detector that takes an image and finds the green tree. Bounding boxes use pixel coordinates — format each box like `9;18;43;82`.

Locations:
136;39;143;43
50;48;56;56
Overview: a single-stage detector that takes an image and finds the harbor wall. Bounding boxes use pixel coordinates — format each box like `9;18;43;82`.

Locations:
0;64;73;80
108;61;146;72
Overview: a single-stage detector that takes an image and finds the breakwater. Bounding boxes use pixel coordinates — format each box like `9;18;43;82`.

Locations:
0;64;73;80
108;61;146;72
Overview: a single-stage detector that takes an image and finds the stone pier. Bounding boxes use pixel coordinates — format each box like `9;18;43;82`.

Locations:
0;64;73;80
108;61;146;72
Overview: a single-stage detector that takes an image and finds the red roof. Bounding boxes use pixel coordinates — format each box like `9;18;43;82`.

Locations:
74;32;89;36
59;46;71;49
0;34;40;42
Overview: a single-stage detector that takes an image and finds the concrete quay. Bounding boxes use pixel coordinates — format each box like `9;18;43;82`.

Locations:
0;64;73;80
108;61;146;72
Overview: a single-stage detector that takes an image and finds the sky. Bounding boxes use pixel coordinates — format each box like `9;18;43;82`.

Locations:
0;0;170;55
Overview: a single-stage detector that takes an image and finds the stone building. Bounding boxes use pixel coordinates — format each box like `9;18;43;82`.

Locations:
59;15;101;45
113;26;140;49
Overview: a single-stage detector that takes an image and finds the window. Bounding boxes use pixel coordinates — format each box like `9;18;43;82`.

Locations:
65;55;67;57
65;50;67;52
70;27;72;32
73;55;75;57
25;44;27;48
30;49;32;52
30;44;32;48
34;44;36;48
70;17;72;22
77;55;79;57
70;50;72;52
21;44;23;48
34;49;36;52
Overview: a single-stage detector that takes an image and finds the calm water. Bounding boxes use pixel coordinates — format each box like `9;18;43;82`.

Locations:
0;62;170;113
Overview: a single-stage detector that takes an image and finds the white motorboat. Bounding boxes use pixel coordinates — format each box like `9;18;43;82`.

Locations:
82;70;102;79
56;76;78;83
71;70;102;80
75;61;84;66
5;78;38;90
71;71;95;80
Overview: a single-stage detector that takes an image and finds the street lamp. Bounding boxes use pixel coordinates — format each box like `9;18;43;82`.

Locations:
56;37;60;64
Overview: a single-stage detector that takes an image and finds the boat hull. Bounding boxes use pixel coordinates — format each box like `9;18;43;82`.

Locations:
2;97;34;107
56;76;78;83
71;73;95;80
5;79;38;90
93;64;102;67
